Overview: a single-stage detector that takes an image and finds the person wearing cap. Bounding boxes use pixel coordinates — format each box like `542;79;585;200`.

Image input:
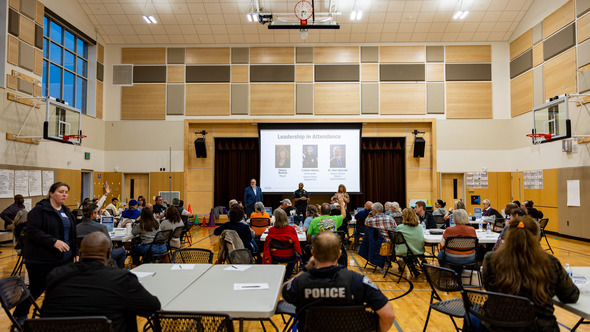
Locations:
278;198;295;217
41;232;161;332
121;200;140;220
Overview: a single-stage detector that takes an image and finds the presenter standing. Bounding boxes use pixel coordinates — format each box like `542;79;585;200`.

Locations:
244;179;263;217
293;183;310;216
331;184;350;204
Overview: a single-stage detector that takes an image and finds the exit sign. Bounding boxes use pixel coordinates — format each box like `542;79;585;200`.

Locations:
84;152;90;160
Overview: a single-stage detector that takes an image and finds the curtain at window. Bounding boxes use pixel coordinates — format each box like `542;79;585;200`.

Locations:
214;138;260;208
349;137;406;209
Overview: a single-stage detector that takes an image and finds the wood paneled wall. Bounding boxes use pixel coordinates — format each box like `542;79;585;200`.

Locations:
56;169;82;208
184;120;436;214
523;168;559;232
93;172;123;207
149;172;184;205
464;172;511;217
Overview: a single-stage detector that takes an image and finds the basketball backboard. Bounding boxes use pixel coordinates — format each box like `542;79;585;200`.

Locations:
43;99;82;144
531;95;571;144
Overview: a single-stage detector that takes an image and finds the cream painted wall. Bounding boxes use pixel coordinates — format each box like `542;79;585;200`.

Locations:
40;0;98;41
104;151;184;172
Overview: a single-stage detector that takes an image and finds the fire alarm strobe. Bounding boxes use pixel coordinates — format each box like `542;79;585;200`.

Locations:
294;0;313;25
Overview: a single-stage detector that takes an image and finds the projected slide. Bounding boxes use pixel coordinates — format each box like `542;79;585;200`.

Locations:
259;124;361;193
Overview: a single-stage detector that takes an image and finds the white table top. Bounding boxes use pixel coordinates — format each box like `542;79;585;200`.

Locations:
423;229;500;244
554;266;590;320
132;263;212;306
260;227;307;242
164;264;286;318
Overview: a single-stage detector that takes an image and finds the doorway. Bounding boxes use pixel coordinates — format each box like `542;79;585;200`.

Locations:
81;171;93;202
511;172;523;203
124;173;149;203
440;173;464;206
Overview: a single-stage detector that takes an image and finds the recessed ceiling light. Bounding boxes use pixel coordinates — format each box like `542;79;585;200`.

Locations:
356;11;363;20
459;11;469;19
142;15;151;24
148;16;157;23
143;15;157;24
453;11;463;19
247;13;253;22
350;10;357;20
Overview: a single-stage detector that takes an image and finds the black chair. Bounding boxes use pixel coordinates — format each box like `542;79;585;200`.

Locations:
393;216;403;226
180;220;193;247
250;218;271;236
302;305;378;332
422;263;464;332
434;215;447;229
384;230;424;282
440;236;480;287
169;226;185;250
538;218;554;254
0;276;41;332
171;248;214;264
153;311;234;332
492;218;505;233
10;238;25;277
23;316;112;332
274;300;296;332
228;248;255;264
462;289;538;331
140;229;173;264
267;239;299;280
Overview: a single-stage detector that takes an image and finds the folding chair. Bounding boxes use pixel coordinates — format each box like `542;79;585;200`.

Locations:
250;218;271;236
171;248;214;264
462;289;538;331
303;305;378;332
0;276;41;332
152;311;234;332
538;218;554;254
434;215;447;229
23;316;112;332
440;236;480;287
140;230;173;264
228;248;255;264
384;230;424;282
422;263;464;332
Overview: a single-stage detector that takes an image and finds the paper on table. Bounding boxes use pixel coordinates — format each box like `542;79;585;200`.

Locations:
234;283;269;290
567;180;580;206
131;271;155;278
224;265;252;271
171;264;195;270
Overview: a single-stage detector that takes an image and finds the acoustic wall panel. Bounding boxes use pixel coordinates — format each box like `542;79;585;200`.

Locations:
250;65;294;82
445;45;491;63
533;43;544;67
17;79;33;94
19;0;35;20
33;48;42;75
185;84;230;116
113;65;133;85
579;69;590;93
231;84;249;115
578;39;590;67
578;0;590;16
8;36;19;65
9;0;18;10
315;65;359;82
122;48;166;64
314;83;360;115
96;80;103;119
361;46;378;63
361;64;379;82
544;48;576;97
380;83;426;115
133;66;167;83
166;85;184;115
8;9;19;36
361;83;379;114
446;82;492;119
186;66;230;83
533;65;545;107
35;0;43;24
510;71;534;117
446;64;492;81
532;23;543;44
380;46;425;63
296;65;313;82
510;29;532;60
231;65;248;83
19;15;35;46
167;66;184;83
250;84;294;115
296;84;314;115
543;23;576;61
426;46;444;62
314;46;359;63
296;47;313;63
97;43;104;63
510;50;533;78
34;24;42;48
18;41;34;71
578;13;590;43
250;47;293;64
427;83;444;114
121;84;166;120
231;48;249;64
186;48;230;64
426;64;444;81
167;48;185;64
380;64;425;81
543;0;574;38
97;62;104;82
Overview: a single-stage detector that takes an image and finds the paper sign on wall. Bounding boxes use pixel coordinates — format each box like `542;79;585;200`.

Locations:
567;180;580;206
0;170;15;198
14;170;29;197
28;170;42;196
42;171;54;195
24;199;32;211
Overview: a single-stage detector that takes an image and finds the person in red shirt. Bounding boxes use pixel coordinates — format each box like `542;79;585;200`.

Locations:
263;209;301;281
437;209;476;266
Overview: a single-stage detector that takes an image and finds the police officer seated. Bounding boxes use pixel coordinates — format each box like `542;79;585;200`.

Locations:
282;232;395;331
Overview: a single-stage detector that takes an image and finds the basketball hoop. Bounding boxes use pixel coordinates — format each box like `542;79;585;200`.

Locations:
62;134;87;145
526;133;552;144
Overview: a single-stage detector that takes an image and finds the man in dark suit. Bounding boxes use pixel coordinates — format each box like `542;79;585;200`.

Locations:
244;178;263;217
330;146;345;168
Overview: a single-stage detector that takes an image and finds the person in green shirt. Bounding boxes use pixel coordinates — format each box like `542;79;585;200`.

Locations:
395;208;425;277
307;194;346;241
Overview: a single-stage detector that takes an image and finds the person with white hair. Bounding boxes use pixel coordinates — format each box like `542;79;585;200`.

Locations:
384;202;392;216
437;209;477;266
365;202;397;242
391;202;402;218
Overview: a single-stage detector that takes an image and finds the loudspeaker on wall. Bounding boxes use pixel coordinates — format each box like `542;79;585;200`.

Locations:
413;137;425;158
194;138;207;158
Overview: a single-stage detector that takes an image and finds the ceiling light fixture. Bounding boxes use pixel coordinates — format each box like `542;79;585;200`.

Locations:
350;10;357;20
350;10;362;20
453;11;463;19
143;15;157;23
459;10;469;19
142;15;151;23
247;13;253;22
148;15;157;23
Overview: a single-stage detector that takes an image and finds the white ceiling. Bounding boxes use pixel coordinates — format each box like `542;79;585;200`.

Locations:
76;0;534;44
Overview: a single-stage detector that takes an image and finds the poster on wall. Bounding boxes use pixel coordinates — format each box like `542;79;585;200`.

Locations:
566;180;580;206
466;172;488;189
0;169;15;198
28;170;42;196
42;171;54;194
523;170;543;189
23;198;32;211
14;170;29;197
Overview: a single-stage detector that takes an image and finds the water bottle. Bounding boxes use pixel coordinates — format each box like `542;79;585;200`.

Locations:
421;221;426;230
469;213;472;220
486;223;491;234
565;264;573;277
450;216;455;227
478;221;483;231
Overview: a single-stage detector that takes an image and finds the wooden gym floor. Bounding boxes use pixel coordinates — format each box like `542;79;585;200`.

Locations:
0;226;588;331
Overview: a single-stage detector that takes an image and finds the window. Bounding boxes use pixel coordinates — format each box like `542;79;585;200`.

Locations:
42;16;89;114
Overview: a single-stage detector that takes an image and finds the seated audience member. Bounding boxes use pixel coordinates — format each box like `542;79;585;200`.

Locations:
390;202;402;218
492;207;526;251
504;202;518;219
301;205;320;233
171;198;193;221
432;199;447;216
278;199;295;216
365;202;397;242
437;209;476;266
12;209;28;250
444;200;466;221
77;203;127;268
395;208;425;276
153;196;168;218
353;201;373;233
384;202;393;216
263;209;302;280
1;194;25;230
121;200;141;220
105;198;120;217
41;232;161;332
481;199;503;219
131;207;164;264
415;201;436;229
513;200;522;209
137;196;147;210
307;195;346;240
159;207;184;249
250;202;271;221
282;232;395;331
524;200;544;220
214;206;254;252
478;216;579;331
